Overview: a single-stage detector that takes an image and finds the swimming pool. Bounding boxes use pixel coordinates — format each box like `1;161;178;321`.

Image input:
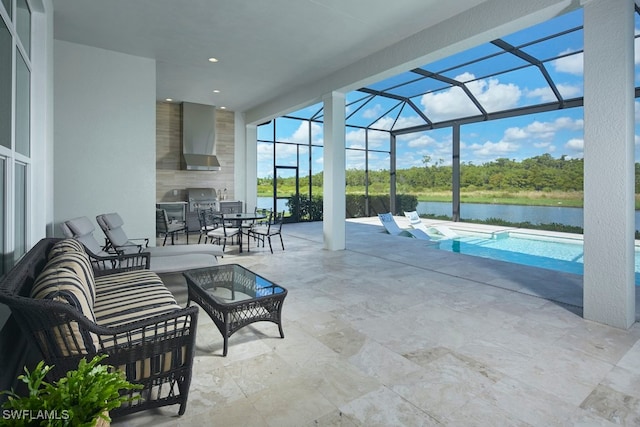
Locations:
434;232;640;285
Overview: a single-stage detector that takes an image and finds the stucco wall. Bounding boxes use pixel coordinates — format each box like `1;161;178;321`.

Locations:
53;40;156;240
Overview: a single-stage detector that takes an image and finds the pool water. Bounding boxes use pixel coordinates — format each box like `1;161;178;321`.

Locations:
436;234;640;284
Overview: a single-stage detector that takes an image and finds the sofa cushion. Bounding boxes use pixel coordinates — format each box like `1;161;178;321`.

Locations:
94;270;185;378
31;267;98;355
94;271;180;328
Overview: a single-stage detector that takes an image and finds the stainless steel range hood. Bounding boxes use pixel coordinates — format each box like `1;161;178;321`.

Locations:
182;102;221;171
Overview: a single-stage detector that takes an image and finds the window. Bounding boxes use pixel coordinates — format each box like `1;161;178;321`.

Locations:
0;19;10;150
16;0;29;57
15;50;29;156
0;0;32;274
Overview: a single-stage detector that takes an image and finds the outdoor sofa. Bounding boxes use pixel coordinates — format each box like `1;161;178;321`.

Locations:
0;238;198;418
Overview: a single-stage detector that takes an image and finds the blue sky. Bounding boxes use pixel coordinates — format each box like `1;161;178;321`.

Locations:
257;8;639;178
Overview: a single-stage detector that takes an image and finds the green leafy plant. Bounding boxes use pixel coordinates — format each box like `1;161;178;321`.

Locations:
1;354;142;426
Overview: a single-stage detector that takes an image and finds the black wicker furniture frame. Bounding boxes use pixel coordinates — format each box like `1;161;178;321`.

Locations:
0;238;198;418
183;264;287;356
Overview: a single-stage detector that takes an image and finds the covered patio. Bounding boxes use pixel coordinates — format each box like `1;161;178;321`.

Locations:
115;220;640;426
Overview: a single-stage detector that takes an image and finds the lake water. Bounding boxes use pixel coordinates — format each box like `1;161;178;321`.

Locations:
259;197;639;228
418;201;640;228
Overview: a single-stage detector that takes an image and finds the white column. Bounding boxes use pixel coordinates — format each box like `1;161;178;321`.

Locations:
582;0;635;328
233;112;246;208
322;92;346;251
245;123;258;213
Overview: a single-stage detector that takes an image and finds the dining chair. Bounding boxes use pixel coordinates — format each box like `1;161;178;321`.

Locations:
156;208;188;245
197;207;217;244
248;211;284;254
205;212;240;253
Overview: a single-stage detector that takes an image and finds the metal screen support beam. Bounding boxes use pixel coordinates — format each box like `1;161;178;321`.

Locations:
390;133;397;214
452;124;461;222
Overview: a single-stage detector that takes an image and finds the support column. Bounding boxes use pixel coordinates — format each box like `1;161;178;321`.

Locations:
452;124;461;222
322;92;346;251
245;123;258;212
583;0;635;328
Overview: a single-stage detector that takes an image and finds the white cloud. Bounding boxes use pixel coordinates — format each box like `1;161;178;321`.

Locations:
564;138;584;156
515;117;583;141
467;77;521;112
526;83;582;102
405;134;437;148
284;121;323;145
362;104;384;119
553;49;583;75
503;127;528;141
346;127;366;146
420;72;521;122
556;83;583;99
472;140;519;157
533;141;552;149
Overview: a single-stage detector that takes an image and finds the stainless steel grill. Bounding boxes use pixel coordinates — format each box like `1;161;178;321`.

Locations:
186;188;218;212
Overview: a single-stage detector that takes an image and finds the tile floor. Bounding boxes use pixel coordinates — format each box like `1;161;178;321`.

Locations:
113;219;640;426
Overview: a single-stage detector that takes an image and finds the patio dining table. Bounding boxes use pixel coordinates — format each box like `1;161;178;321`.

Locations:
224;212;267;253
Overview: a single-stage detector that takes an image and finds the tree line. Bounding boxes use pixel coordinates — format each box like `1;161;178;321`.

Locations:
258;153;640;193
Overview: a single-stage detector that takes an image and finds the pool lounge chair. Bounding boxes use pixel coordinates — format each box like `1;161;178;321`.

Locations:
378;213;430;240
404;210;458;239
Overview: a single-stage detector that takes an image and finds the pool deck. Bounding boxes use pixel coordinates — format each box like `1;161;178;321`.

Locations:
115;219;640;426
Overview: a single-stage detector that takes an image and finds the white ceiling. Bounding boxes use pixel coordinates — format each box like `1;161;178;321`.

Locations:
52;0;489;113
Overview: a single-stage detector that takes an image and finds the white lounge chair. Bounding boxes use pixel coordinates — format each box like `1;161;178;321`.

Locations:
378;213;430;240
404;211;458;239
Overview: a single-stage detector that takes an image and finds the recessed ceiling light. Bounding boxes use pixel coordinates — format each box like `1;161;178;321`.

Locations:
165;98;173;102
208;57;219;63
220;106;226;110
213;89;220;93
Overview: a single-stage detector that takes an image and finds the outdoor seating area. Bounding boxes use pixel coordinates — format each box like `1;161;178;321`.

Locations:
2;221;640;424
0;238;199;418
106;220;640;425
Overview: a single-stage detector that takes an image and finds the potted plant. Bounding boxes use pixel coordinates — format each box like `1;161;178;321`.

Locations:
1;354;142;426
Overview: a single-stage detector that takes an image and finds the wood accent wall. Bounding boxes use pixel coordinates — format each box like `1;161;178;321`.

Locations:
156;102;235;202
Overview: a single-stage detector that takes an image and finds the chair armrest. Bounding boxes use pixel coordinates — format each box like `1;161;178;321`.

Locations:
93;305;199;352
85;249;151;275
15;301;199;381
127;238;150;248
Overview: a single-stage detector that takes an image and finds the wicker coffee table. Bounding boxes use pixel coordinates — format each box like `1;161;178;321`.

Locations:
183;264;287;356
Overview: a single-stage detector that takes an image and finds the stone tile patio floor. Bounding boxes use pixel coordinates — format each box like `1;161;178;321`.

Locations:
113;219;640;426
